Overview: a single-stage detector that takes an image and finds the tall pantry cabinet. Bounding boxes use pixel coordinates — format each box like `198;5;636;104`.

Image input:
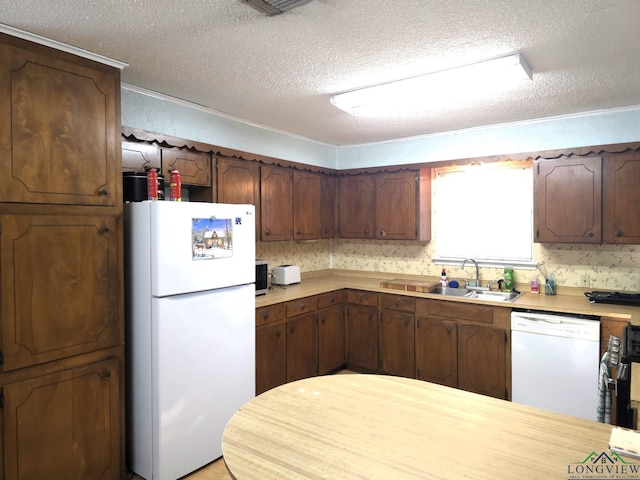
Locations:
0;32;125;479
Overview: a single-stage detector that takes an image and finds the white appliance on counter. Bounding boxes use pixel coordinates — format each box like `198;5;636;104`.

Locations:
511;310;600;421
125;201;256;480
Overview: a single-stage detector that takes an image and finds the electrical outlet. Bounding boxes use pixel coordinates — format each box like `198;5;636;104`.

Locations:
580;274;590;287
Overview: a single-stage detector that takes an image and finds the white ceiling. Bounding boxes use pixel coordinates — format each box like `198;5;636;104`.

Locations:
1;0;640;146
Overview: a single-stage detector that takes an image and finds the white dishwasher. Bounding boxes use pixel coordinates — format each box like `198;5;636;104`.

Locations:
511;310;600;421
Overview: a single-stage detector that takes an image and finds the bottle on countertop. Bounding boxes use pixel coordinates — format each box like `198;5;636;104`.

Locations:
504;266;514;292
441;268;448;288
530;275;539;294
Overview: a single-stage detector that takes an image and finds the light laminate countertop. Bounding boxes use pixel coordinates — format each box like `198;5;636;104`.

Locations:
222;374;616;479
257;269;639;324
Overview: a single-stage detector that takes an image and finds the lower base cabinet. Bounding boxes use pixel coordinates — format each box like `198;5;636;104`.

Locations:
256;321;286;395
257;290;510;401
415;299;510;400
415;317;457;388
286;312;318;382
3;356;122;480
345;291;379;371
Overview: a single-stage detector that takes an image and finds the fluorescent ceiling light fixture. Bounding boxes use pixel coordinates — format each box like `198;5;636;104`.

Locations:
330;53;532;116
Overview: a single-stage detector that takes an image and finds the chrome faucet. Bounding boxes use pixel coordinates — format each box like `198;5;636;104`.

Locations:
462;258;480;289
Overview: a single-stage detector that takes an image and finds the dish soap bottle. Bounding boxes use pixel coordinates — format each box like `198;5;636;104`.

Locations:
440;268;448;288
504;266;514;292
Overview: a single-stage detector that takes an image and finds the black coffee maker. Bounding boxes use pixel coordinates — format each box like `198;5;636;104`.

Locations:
614;324;640;428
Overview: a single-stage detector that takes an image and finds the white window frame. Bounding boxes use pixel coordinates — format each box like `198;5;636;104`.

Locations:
432;160;536;269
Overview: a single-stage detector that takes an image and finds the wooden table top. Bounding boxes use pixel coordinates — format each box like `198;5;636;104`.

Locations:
222;374;616;479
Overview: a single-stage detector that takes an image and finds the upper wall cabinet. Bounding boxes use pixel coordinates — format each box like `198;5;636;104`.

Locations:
602;152;640;243
0;37;120;206
161;147;211;187
320;173;337;238
534;156;602;243
122;140;161;172
535;153;640;244
338;174;375;238
338;170;431;241
217;156;260;238
293;170;322;240
260;164;293;241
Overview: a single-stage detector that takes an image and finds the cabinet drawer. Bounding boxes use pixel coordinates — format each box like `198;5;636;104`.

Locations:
256;303;286;326
346;290;378;307
419;299;493;324
286;296;318;318
379;294;415;312
317;290;345;310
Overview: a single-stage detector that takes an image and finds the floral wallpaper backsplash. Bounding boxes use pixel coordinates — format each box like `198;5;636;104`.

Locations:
257;239;640;291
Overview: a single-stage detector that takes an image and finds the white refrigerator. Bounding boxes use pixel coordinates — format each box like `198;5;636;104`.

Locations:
124;201;256;480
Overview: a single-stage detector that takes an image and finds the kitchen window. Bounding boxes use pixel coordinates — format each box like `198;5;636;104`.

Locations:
432;161;535;268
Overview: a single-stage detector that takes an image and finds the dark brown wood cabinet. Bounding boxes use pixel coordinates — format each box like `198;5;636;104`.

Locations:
0;32;124;480
415;299;509;400
345;290;379;371
0;37;120;208
320;174;337;238
0;215;121;372
338;175;375;238
375;170;430;240
217;157;260;237
286;312;318;382
318;305;346;374
317;291;346;374
161;147;211;187
260;164;293;241
293;170;322;240
285;297;318;382
3;357;121;480
255;321;287;395
415;316;457;387
603;153;640;243
122;140;161;172
534;156;602;243
379;294;415;377
457;324;507;398
338;170;430;240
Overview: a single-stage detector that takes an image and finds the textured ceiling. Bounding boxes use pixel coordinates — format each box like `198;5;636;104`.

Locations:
1;0;640;146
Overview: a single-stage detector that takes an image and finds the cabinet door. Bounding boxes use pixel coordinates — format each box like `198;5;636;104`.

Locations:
534;157;602;243
0;41;120;206
380;309;415;377
338;175;374;238
256;322;286;395
286;312;318;382
161;147;211;187
0;215;121;371
457;324;507;399
320;174;337;238
603;153;640;243
375;171;417;239
415;317;457;388
345;304;379;371
3;358;121;480
122;140;161;172
217;157;260;238
293;170;322;240
318;304;345;374
260;165;293;241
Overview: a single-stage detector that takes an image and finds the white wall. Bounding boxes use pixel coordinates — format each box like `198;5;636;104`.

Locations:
122;86;640;170
336;106;640;169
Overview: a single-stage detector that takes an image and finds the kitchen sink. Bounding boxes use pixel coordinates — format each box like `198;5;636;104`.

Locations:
429;287;523;303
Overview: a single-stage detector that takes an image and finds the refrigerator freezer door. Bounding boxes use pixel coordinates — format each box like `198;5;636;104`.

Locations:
152;284;255;480
126;201;256;297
